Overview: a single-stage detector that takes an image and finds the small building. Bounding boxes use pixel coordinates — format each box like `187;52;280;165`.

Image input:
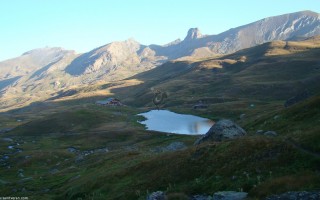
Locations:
96;98;122;106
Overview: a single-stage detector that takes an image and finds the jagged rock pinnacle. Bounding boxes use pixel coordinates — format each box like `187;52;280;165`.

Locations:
184;28;202;41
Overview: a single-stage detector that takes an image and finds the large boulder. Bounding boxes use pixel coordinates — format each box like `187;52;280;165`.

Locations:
195;119;246;145
213;191;248;200
265;191;320;200
256;130;278;137
146;191;167;200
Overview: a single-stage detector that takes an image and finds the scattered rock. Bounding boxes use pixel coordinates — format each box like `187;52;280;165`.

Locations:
69;174;81;182
49;168;60;174
166;142;186;151
193;101;208;109
94;147;109;154
18;177;33;183
212;191;247;200
124;145;139;151
67;147;78;153
0;128;13;134
273;115;280;120
2;138;14;142
0;179;9;185
231;176;237;180
265;191;320;200
152;142;187;153
256;130;278;137
256;130;264;134
15;148;23;153
41;188;50;193
263;131;277;137
195;119;246;144
75;155;84;163
239;114;246;120
82;150;94;156
146;191;167;200
68;147;108;156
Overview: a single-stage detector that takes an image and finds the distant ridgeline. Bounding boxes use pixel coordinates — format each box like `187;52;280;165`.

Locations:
0;11;319;111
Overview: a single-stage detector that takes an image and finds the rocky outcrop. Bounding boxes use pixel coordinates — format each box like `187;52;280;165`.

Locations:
195;119;246;144
184;28;203;41
265;191;320;200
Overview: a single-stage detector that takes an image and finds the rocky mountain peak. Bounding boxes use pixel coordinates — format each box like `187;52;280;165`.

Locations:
184;28;202;41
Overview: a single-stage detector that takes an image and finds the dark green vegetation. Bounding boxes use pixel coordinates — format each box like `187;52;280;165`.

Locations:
0;37;320;199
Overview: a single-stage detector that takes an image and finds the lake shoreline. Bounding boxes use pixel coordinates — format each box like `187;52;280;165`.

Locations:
138;109;214;135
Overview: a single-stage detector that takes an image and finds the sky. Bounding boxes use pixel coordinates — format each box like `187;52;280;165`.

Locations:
0;0;319;61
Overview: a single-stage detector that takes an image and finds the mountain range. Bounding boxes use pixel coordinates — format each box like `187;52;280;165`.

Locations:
0;10;319;111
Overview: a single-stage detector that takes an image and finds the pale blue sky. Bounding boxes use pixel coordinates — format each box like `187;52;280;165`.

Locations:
0;0;319;61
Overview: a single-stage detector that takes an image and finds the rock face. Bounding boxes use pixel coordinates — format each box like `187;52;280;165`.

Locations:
184;28;203;41
150;10;320;59
195;119;246;144
265;191;320;200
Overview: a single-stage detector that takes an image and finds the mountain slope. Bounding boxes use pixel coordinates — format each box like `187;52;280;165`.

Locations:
149;10;320;59
99;36;320;116
0;10;319;111
0;47;75;79
65;39;166;76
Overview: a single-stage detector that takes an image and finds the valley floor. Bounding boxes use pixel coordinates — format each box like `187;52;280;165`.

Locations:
0;95;319;199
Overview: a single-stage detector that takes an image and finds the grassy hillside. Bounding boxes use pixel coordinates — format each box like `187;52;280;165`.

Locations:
0;37;319;199
0;96;319;199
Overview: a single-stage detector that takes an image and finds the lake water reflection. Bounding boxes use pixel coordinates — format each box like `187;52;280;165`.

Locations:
138;110;214;135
